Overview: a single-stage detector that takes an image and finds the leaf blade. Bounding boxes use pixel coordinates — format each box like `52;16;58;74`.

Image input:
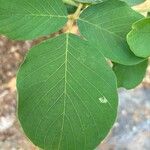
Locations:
122;0;145;6
127;18;150;58
113;60;148;89
17;34;118;150
0;0;67;40
74;0;106;3
78;0;144;65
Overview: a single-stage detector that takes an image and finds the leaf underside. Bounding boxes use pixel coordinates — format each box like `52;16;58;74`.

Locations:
17;34;118;150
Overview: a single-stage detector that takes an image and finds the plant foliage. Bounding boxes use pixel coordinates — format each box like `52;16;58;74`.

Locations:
127;18;150;58
0;0;149;150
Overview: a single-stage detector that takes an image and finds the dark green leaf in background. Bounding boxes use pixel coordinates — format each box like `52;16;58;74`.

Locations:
78;0;144;65
66;4;77;14
0;0;67;40
113;60;148;89
122;0;145;6
74;0;145;5
17;34;118;150
127;18;150;58
63;0;78;6
74;0;106;4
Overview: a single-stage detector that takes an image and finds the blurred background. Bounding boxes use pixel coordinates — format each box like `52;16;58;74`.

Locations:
0;1;150;150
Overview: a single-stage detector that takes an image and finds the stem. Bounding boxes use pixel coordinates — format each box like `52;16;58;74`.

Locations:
66;3;83;33
73;3;83;19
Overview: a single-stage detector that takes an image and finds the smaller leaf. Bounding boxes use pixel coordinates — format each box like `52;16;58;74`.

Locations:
66;4;77;14
0;0;67;40
127;18;150;58
74;0;105;4
113;60;148;89
78;0;144;65
75;0;145;5
122;0;145;6
63;0;78;6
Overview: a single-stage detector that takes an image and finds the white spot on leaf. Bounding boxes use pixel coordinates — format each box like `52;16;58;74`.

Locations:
99;96;108;104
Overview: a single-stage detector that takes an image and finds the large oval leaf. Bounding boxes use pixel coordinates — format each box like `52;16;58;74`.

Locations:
77;0;144;65
0;0;67;40
127;18;150;58
113;60;148;89
17;34;118;150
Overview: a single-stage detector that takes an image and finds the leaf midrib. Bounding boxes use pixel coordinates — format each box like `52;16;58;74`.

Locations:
58;34;69;149
0;13;67;18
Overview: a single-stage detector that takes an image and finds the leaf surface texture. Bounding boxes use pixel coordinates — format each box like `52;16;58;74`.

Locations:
17;34;118;150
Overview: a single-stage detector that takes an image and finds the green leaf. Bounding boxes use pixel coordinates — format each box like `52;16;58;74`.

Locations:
63;0;78;6
127;18;150;58
113;60;148;89
66;4;77;14
17;34;118;150
122;0;145;6
78;0;144;65
74;0;105;4
0;0;67;40
74;0;145;5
